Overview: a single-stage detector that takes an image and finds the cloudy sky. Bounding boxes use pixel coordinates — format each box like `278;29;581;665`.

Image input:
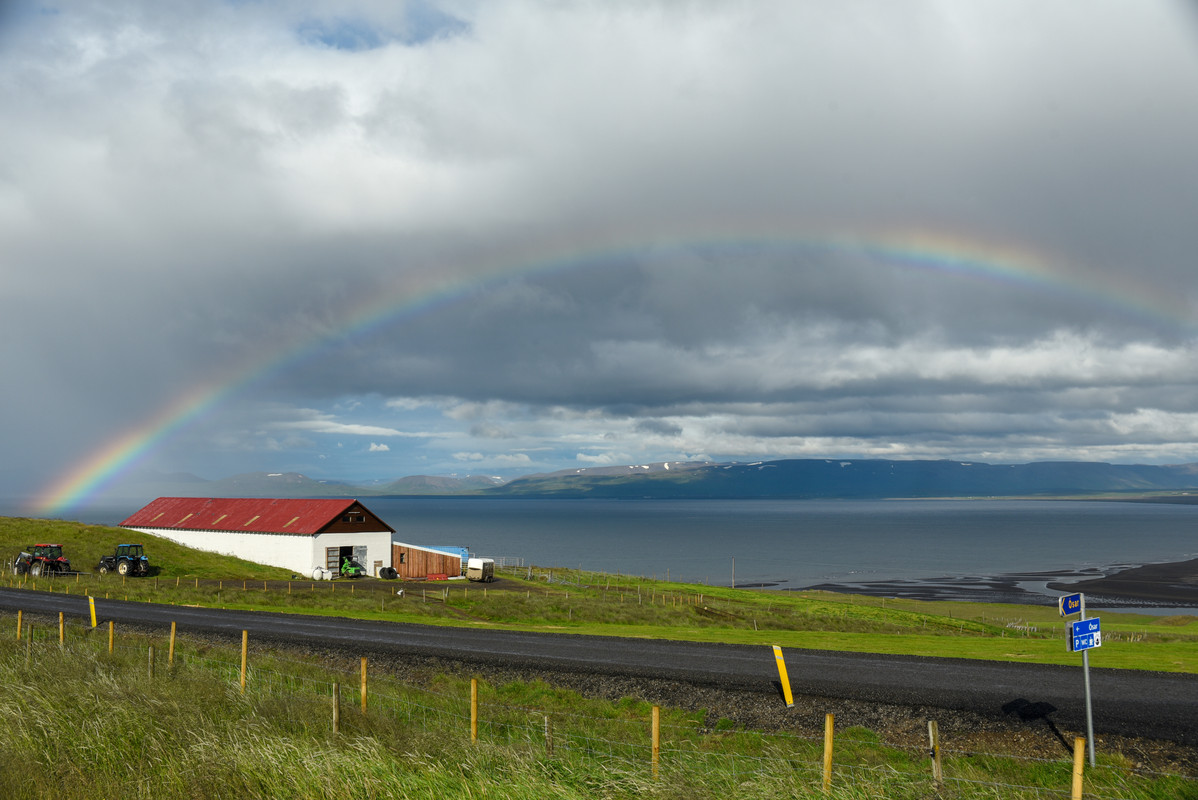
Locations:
4;1;1198;513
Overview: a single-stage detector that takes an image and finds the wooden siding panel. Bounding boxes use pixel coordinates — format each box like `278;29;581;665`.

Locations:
392;544;461;579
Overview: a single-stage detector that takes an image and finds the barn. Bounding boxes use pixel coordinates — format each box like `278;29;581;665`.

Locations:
120;497;396;578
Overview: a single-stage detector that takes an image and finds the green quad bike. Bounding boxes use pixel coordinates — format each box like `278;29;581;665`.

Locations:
97;544;150;577
340;556;365;578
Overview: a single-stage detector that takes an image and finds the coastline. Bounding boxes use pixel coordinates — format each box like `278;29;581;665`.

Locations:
800;557;1198;611
1048;557;1198;606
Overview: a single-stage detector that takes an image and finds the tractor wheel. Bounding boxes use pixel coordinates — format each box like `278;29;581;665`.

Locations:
30;562;43;578
98;564;109;575
117;561;130;576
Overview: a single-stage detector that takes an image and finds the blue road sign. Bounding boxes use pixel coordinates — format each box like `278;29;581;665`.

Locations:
1070;617;1102;652
1059;593;1083;616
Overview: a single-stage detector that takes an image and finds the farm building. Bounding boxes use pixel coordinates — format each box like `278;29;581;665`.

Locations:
120;497;396;578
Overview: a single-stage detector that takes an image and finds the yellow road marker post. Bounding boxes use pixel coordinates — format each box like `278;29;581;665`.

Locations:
772;645;795;707
88;596;97;628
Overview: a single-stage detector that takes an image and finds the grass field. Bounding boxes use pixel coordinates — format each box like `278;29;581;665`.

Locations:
3;516;1195;673
2;621;1196;800
3;515;1197;798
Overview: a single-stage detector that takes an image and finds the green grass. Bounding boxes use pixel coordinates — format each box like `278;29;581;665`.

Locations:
4;516;1197;674
1;515;296;580
0;623;1194;800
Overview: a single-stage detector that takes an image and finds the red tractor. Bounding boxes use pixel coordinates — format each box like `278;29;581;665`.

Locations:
12;544;72;577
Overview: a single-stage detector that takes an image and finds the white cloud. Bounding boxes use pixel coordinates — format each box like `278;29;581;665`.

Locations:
267;409;444;439
275;419;407;437
368;442;390;452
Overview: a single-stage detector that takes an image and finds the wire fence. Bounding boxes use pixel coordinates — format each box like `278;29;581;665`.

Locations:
6;608;1198;799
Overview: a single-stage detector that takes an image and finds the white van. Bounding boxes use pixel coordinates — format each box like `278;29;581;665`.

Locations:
466;557;495;582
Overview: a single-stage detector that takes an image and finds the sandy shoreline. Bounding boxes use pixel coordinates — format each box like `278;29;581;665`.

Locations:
800;557;1198;609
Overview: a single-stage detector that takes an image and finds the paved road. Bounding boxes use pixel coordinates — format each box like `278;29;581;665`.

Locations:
2;587;1194;745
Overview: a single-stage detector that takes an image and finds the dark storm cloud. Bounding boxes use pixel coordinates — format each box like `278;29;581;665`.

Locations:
4;1;1198;500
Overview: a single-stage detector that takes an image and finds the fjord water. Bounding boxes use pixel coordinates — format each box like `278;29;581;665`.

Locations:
366;498;1196;590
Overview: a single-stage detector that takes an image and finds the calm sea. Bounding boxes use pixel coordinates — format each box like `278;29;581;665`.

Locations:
16;497;1198;607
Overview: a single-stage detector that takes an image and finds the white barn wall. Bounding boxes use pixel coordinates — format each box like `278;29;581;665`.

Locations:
312;532;393;576
126;527;391;575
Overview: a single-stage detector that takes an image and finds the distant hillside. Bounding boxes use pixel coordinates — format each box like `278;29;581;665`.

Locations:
373;474;506;494
487;459;1198;499
104;460;1198;502
105;470;503;500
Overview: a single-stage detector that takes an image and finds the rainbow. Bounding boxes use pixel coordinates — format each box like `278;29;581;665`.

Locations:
29;228;1188;517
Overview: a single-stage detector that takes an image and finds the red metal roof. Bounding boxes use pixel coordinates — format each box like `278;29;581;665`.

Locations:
120;497;376;536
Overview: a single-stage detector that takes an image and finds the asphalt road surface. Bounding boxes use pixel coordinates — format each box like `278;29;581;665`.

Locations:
2;587;1194;746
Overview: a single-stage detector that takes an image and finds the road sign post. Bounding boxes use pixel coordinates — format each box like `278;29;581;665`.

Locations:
1061;592;1097;767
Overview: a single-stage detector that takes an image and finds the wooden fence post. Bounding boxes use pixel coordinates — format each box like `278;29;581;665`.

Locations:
333;682;341;733
823;713;834;793
59;612;65;646
360;657;368;714
108;620;114;654
544;715;554;755
16;609;21;640
240;630;248;693
928;720;942;789
651;705;661;780
169;621;176;666
1072;737;1085;800
148;646;155;679
470;678;479;742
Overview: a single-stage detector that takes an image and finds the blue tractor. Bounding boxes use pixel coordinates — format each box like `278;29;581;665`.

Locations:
97;543;150;577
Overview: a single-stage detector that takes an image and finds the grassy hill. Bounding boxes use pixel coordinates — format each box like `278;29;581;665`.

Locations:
0;515;295;580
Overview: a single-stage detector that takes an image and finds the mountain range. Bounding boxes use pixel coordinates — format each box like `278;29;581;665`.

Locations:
108;459;1198;501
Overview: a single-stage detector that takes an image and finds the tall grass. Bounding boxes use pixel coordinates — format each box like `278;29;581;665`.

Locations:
0;619;1194;800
